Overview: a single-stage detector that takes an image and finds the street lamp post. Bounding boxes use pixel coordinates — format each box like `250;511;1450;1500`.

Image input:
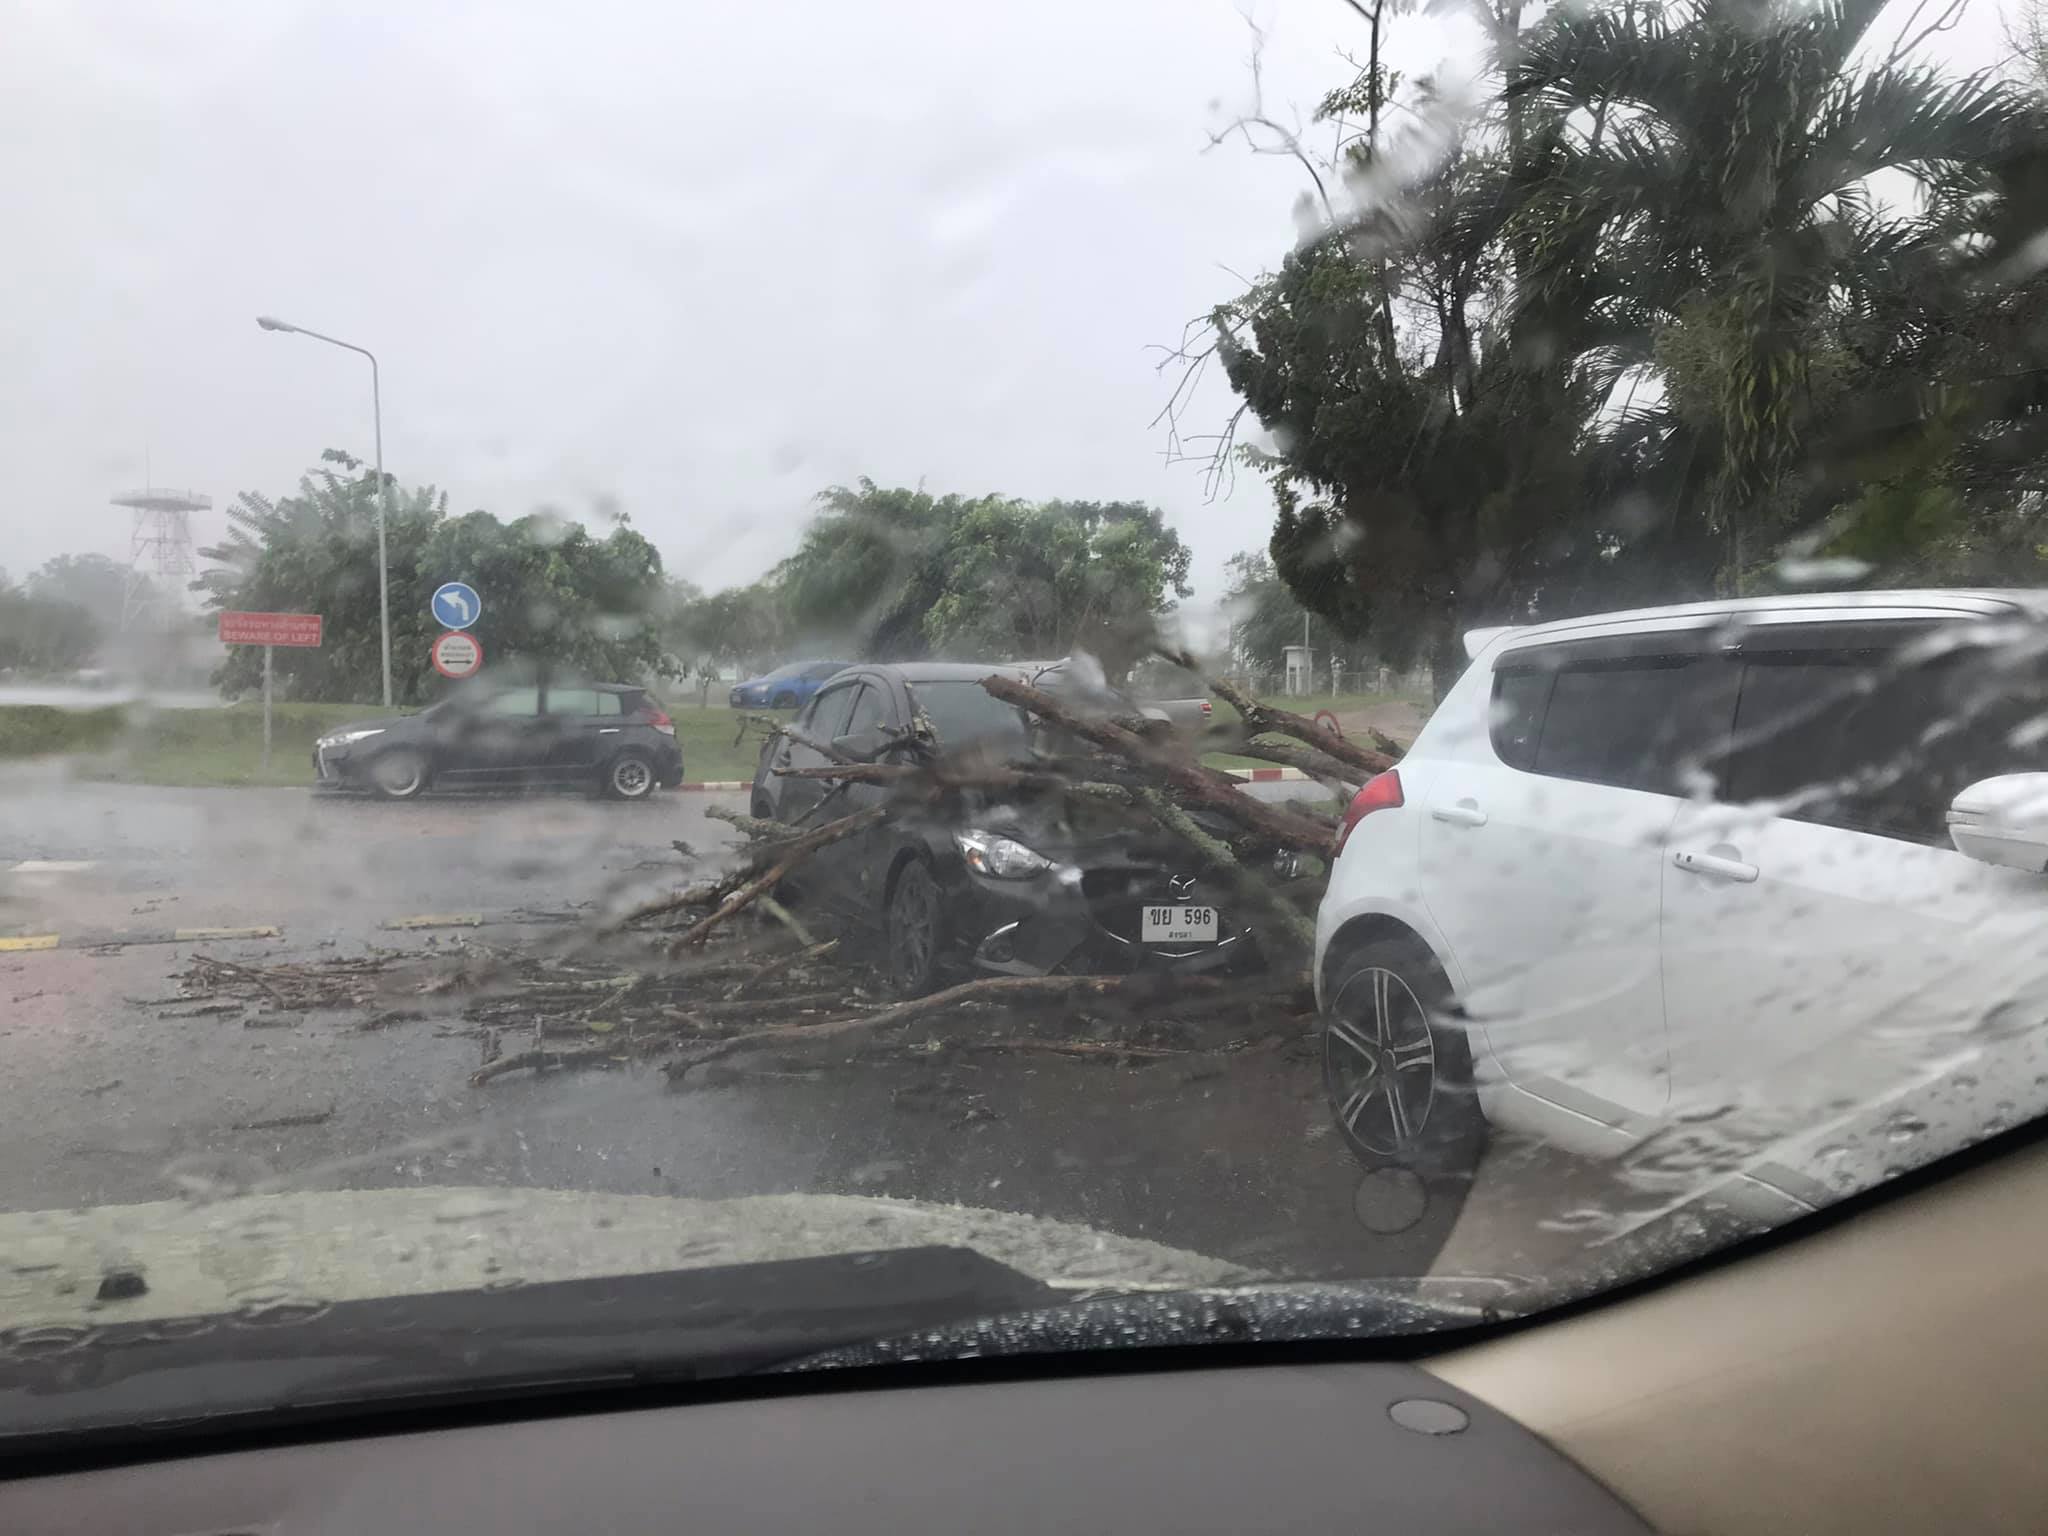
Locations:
256;315;394;708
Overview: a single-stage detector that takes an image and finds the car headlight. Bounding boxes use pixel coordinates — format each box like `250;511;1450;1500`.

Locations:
955;829;1052;879
322;727;386;748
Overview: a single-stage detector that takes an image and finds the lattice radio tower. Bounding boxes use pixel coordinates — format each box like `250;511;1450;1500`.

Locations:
109;482;208;629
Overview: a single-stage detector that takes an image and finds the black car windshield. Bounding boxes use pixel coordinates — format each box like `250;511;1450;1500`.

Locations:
908;680;1030;750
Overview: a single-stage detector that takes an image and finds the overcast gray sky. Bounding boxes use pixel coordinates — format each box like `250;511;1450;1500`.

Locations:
0;0;2017;636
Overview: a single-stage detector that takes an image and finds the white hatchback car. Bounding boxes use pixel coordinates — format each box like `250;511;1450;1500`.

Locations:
1315;590;2048;1236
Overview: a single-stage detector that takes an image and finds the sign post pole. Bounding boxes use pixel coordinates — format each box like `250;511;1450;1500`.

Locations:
218;616;323;780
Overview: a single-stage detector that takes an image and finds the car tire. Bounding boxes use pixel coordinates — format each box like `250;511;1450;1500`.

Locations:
771;691;798;710
367;748;430;801
603;750;658;801
885;857;947;998
751;791;776;821
1321;935;1487;1242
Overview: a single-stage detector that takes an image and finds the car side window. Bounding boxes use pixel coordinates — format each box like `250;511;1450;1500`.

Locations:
593;691;623;717
543;688;601;717
841;683;890;740
485;687;542;717
1722;624;2048;843
802;681;861;741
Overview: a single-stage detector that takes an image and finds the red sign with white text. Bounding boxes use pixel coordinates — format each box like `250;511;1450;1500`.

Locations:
218;611;324;647
431;630;484;678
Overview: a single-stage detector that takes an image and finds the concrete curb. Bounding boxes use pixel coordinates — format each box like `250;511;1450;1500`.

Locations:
1221;766;1312;782
675;781;748;793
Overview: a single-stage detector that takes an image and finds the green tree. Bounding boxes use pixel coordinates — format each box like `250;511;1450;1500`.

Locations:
0;572;99;674
1506;0;2032;573
774;480;1192;680
1219;550;1376;688
197;450;672;701
28;553;136;618
665;579;791;699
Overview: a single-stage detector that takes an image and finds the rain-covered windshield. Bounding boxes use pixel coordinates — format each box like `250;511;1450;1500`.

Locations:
7;0;2048;1438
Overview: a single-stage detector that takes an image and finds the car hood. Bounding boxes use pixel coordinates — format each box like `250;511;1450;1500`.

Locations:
0;1186;1257;1335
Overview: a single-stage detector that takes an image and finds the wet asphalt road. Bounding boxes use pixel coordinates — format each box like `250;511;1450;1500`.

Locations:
0;772;1543;1283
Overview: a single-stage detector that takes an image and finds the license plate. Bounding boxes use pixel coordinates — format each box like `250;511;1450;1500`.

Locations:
1142;905;1218;944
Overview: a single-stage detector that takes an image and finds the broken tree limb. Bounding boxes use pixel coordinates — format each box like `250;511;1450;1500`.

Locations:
1218;738;1367;787
979;674;1339;857
471;1044;627;1086
1157;652;1398;778
706;804;783;840
1131;786;1319;958
755;893;816;949
729;939;839;997
665;804;890;953
613;804;889;936
662;973;1228;1084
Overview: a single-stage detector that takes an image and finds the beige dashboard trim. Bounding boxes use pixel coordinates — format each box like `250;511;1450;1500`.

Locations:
1424;1138;2048;1536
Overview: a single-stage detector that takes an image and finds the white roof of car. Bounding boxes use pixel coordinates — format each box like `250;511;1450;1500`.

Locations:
1467;589;2048;659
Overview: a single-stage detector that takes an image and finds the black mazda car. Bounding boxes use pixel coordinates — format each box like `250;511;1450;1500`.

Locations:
750;662;1271;993
314;680;683;800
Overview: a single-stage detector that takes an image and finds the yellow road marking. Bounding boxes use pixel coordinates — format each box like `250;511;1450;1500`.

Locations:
0;934;60;952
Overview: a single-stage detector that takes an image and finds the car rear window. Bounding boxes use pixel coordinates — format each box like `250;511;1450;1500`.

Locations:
545;688;623;717
1493;648;1736;794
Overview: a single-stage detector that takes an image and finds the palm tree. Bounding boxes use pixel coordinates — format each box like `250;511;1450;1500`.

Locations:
1506;0;2030;579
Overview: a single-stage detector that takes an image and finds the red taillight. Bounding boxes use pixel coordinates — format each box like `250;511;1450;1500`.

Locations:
647;707;675;736
1201;700;1213;717
1335;769;1403;855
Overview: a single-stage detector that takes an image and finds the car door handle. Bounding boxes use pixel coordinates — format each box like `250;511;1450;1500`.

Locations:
597;727;621;734
1431;801;1487;828
1672;847;1759;883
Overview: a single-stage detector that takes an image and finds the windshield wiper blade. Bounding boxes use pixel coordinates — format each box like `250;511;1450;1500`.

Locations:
0;1245;1058;1460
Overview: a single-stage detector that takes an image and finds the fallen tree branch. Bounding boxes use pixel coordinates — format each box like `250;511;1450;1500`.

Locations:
662;973;1227;1084
1158;651;1397;778
980;673;1339;857
1218;737;1366;787
728;939;838;997
471;1044;627;1086
705;804;783;840
1132;786;1318;959
666;804;890;952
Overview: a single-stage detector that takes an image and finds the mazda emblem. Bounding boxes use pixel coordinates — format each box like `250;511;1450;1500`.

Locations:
1168;874;1197;902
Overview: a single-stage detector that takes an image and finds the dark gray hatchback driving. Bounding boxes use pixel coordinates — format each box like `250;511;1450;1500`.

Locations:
314;681;682;800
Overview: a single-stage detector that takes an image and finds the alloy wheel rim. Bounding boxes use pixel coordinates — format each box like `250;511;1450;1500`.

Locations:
613;758;651;796
891;870;935;986
377;757;422;796
1324;965;1438;1157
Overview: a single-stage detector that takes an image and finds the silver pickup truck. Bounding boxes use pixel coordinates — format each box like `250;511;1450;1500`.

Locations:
1023;657;1213;737
1136;695;1214;734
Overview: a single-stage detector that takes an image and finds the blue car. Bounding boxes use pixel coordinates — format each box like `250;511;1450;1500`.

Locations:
729;659;856;711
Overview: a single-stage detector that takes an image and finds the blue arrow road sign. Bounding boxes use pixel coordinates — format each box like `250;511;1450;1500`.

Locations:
431;582;481;630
